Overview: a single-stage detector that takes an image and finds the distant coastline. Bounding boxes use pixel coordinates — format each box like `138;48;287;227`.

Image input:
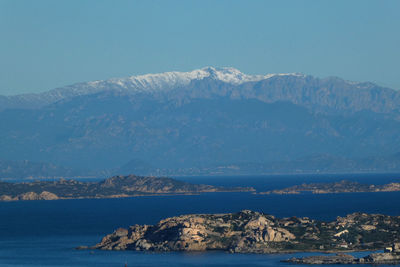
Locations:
0;175;255;201
258;180;400;195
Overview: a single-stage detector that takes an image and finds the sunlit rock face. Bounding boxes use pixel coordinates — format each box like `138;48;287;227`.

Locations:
92;210;400;254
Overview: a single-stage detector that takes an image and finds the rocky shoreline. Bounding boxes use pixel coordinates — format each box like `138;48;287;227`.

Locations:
259;180;400;195
283;249;400;265
85;210;400;255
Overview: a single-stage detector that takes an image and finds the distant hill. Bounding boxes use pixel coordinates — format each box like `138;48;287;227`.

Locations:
1;67;400;177
259;180;400;195
0;174;254;200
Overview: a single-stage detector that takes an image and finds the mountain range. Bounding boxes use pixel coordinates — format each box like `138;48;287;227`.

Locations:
1;67;400;178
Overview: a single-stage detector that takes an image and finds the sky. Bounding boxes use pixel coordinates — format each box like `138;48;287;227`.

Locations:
1;0;400;95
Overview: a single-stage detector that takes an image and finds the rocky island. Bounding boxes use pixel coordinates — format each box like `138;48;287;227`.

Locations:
0;175;254;201
89;210;400;256
283;248;400;265
259;180;400;195
283;243;400;264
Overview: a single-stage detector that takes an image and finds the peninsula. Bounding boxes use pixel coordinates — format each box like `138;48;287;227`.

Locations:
259;180;400;195
89;210;400;257
0;175;254;201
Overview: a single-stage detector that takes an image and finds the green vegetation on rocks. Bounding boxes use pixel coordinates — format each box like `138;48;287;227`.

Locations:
91;210;400;254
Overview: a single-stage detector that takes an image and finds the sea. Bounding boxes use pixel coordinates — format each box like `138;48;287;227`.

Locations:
1;173;400;267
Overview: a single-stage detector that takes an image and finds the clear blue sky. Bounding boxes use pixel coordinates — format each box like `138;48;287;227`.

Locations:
1;0;399;95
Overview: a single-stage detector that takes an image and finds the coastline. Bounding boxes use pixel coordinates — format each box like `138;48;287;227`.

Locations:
0;174;255;202
0;190;254;202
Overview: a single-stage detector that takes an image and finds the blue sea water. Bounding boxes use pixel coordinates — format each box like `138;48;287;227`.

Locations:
0;173;400;266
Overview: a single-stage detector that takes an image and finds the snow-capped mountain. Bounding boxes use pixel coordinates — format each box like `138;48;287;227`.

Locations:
0;67;301;110
2;67;400;177
2;66;398;114
57;66;302;93
86;66;289;90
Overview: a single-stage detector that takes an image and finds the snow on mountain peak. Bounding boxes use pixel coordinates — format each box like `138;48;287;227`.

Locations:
40;67;303;103
201;66;275;84
85;67;301;93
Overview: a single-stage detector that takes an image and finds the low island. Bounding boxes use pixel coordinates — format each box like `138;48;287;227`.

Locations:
87;210;400;264
283;247;400;264
259;180;400;195
0;175;254;201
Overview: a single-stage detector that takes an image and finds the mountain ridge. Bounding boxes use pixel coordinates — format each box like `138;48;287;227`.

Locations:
2;67;395;114
1;67;400;177
0;67;302;110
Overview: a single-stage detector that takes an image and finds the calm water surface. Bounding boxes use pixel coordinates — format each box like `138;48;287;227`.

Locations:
0;174;400;266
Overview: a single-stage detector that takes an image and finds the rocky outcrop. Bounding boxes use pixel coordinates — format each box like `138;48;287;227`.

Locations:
283;251;400;264
0;195;13;201
93;210;296;253
0;191;59;201
18;192;40;200
91;211;400;254
39;191;59;200
363;252;400;263
283;254;357;264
